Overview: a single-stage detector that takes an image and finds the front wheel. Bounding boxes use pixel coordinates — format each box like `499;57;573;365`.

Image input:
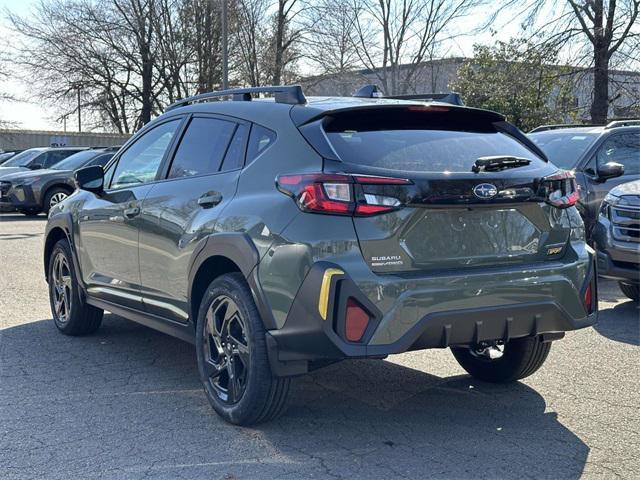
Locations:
451;336;551;383
618;282;639;302
48;239;103;335
196;273;290;425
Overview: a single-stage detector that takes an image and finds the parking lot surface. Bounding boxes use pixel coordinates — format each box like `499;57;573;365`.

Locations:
1;213;638;480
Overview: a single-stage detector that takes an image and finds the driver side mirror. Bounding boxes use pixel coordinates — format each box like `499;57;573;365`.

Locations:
596;162;624;183
75;165;104;194
28;163;43;170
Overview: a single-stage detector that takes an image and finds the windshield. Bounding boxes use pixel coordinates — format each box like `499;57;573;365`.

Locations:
2;149;43;167
52;150;102;171
528;131;598;168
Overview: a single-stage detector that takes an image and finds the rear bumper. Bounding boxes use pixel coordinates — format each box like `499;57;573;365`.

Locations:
267;255;597;375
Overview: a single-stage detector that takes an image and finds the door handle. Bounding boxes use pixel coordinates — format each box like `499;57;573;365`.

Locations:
123;206;140;218
198;192;223;208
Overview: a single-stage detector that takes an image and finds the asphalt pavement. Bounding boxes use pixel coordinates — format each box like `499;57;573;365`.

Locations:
1;213;638;480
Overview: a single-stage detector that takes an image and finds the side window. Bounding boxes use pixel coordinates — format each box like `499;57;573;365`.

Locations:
596;133;640;176
168;117;236;179
44;150;76;168
111;119;180;189
246;124;276;164
88;153;114;167
220;124;249;171
28;152;47;168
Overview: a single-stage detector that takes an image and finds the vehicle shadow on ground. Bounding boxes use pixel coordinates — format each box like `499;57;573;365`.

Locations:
594;300;639;346
0;213;46;222
0;315;589;479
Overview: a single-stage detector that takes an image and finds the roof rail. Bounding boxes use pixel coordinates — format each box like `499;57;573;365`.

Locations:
605;119;640;129
166;85;307;111
528;123;600;133
352;84;463;106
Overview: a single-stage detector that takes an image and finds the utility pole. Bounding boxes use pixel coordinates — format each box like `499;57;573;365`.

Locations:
77;85;81;133
222;0;229;90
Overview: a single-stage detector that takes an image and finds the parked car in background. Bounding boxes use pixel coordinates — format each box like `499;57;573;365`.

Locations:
0;148;116;215
0;147;89;179
0;150;24;165
45;85;597;426
593;179;640;301
528;121;639;238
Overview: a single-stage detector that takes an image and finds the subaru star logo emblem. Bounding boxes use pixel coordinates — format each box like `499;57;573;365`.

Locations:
473;183;498;199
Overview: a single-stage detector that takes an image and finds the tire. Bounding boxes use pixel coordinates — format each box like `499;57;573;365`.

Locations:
48;239;103;335
19;207;41;216
196;273;290;425
451;336;551;383
618;282;640;302
43;187;71;214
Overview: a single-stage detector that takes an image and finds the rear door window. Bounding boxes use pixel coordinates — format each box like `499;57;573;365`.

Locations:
168;117;236;178
324;108;543;173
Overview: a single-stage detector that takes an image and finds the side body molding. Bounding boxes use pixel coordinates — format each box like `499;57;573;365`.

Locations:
187;233;278;330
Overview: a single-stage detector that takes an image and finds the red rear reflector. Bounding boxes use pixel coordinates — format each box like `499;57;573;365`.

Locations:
345;298;370;342
584;283;593;314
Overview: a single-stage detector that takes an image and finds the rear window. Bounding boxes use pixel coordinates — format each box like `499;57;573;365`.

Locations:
323;109;542;173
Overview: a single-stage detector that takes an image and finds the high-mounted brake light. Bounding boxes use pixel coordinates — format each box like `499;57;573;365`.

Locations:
540;170;580;209
276;173;410;216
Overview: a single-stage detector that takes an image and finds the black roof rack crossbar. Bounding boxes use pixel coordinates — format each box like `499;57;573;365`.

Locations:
352;84;463;106
166;85;307;111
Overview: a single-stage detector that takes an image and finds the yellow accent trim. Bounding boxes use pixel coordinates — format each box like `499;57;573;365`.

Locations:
318;268;344;320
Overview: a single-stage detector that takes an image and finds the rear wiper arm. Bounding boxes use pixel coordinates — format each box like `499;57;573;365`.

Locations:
472;156;531;173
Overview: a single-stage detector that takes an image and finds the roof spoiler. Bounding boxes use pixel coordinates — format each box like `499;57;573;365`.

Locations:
353;84;464;106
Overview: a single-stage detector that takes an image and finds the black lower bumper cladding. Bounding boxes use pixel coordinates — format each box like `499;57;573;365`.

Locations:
266;262;598;376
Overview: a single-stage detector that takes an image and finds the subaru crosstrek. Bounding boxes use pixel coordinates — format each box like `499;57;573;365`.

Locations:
45;85;598;425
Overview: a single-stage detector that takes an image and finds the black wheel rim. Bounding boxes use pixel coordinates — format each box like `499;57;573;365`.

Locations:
51;252;72;323
202;295;250;405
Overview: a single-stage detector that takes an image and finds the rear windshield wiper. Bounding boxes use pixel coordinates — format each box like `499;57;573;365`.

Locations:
472;156;531;173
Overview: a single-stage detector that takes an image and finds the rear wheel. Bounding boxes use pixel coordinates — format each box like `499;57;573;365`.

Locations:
451;336;551;383
48;239;103;335
618;282;639;302
196;273;290;425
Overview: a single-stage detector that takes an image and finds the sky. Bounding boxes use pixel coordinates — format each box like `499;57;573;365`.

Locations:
0;0;519;132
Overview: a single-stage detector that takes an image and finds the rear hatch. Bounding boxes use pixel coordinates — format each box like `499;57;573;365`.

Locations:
300;105;576;273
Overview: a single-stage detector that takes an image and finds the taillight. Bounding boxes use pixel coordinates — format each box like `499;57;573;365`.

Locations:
276;173;410;216
540;170;580;209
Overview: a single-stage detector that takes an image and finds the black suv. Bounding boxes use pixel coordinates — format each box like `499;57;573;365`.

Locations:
593;180;640;300
528;121;640;237
45;86;597;425
0;148;116;215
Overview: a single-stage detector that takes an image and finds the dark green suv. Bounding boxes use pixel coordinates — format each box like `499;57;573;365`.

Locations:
45;86;597;425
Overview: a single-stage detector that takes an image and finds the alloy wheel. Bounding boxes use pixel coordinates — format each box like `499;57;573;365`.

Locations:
202;295;250;404
51;252;72;323
49;192;68;209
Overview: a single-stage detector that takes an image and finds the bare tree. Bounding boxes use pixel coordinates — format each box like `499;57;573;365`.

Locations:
236;0;271;86
269;0;303;85
301;0;361;83
498;0;640;123
352;0;485;95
